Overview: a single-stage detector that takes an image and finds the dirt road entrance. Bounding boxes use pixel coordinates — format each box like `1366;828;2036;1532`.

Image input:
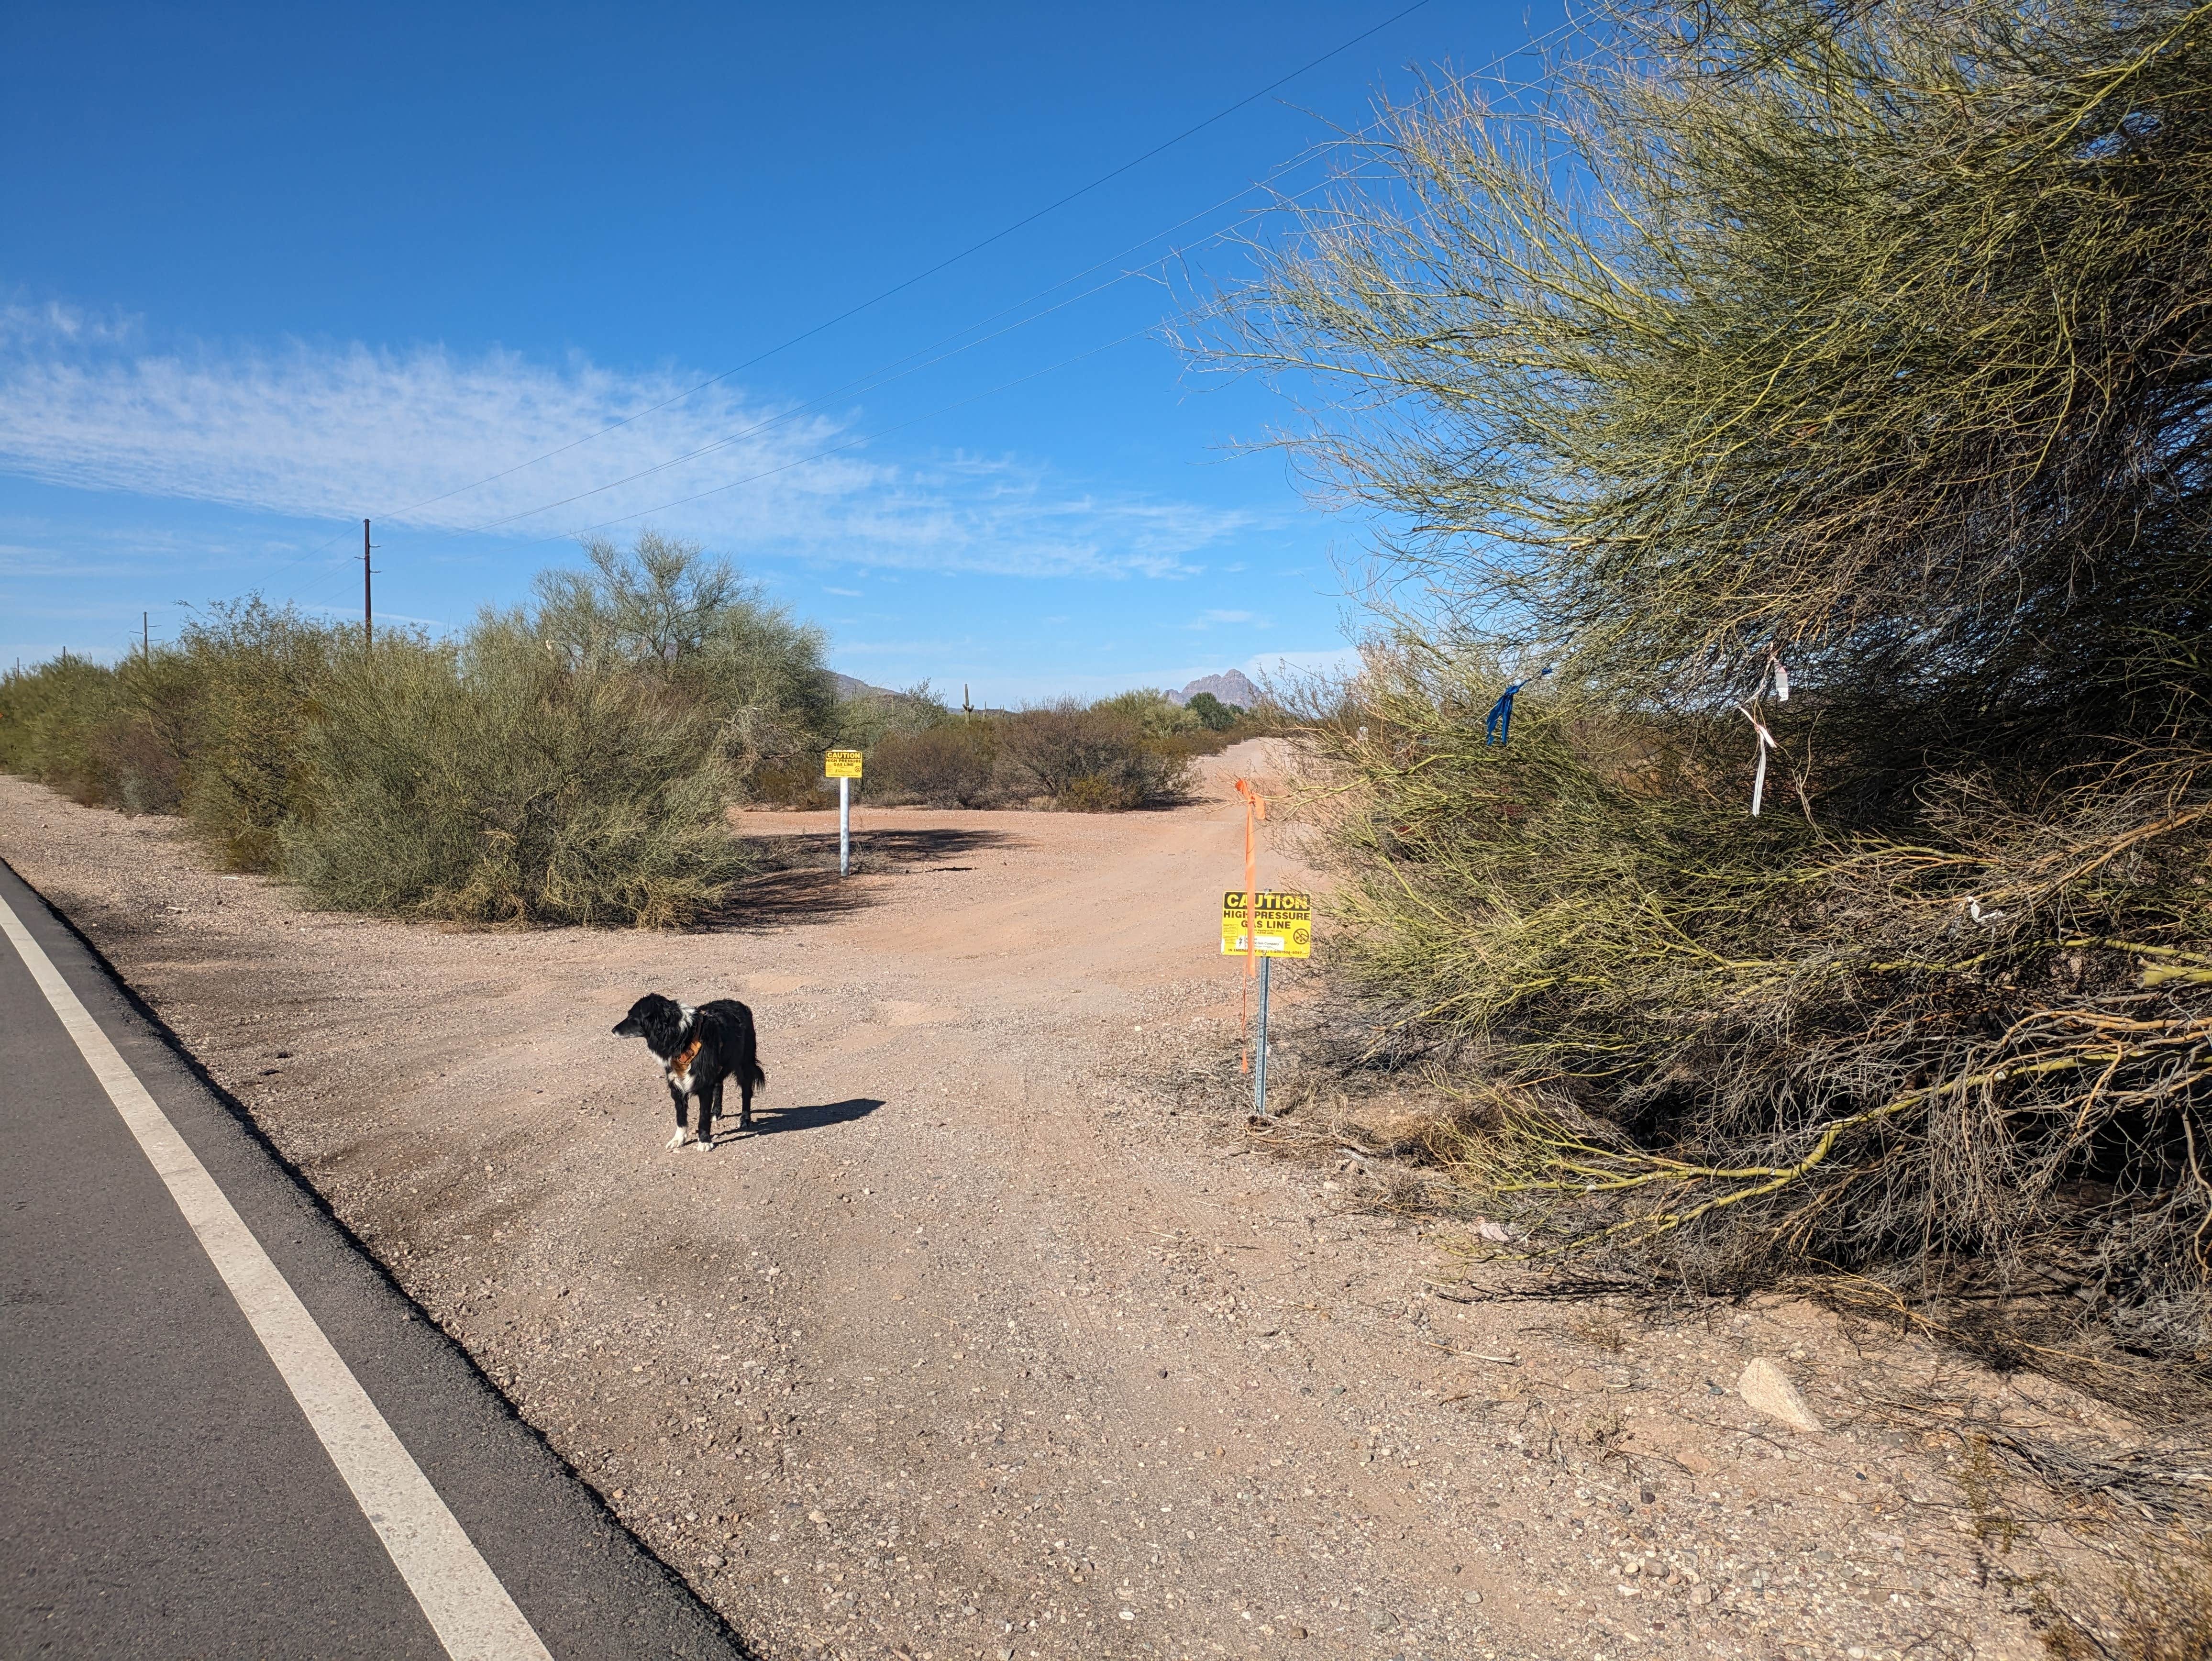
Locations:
0;749;2046;1661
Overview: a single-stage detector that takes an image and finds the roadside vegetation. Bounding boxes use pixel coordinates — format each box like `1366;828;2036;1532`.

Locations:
1197;0;2212;1431
0;536;819;925
1;533;1270;923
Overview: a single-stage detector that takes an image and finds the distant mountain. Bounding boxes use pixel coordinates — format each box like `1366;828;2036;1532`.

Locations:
827;674;1008;718
827;671;901;703
1167;670;1261;709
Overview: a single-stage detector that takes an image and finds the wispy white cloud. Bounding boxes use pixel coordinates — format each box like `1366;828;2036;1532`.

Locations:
0;298;142;349
0;323;1255;579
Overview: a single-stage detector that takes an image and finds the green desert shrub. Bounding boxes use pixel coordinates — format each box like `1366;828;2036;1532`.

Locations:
1185;690;1243;732
1;535;822;927
168;601;348;870
0;601;344;855
996;699;1191;809
534;530;835;790
869;722;1000;807
92;648;202;816
284;620;753;928
835;678;945;739
0;653;125;806
1091;687;1198;740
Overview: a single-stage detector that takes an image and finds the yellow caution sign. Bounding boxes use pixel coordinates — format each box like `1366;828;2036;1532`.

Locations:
824;749;863;779
1221;890;1312;959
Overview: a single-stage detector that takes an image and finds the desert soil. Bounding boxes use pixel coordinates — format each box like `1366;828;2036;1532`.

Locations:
0;746;2094;1661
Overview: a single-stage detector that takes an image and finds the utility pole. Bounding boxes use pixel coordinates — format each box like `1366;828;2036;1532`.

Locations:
362;519;374;648
142;611;149;662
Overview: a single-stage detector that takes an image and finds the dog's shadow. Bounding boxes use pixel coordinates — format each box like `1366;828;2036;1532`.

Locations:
736;1097;883;1138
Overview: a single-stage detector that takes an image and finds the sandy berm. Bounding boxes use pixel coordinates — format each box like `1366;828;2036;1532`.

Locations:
0;743;2054;1661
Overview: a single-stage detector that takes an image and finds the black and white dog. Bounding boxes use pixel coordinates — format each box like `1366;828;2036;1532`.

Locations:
612;993;767;1151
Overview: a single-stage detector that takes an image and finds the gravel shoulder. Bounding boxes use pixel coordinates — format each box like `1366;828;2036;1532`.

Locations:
0;749;2106;1661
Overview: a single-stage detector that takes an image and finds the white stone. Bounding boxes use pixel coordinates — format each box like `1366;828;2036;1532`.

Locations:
1737;1358;1823;1433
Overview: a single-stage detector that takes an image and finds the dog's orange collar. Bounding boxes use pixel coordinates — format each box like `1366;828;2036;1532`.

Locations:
670;1033;704;1074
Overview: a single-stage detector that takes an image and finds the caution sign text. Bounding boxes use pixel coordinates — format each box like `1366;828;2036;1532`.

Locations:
824;749;864;779
1221;890;1312;959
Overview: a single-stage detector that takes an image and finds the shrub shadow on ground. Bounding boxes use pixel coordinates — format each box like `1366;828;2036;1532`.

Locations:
707;866;878;928
701;828;1017;930
750;825;1015;869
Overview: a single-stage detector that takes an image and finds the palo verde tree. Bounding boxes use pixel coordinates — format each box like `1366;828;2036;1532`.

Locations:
531;530;838;782
1195;0;2212;1374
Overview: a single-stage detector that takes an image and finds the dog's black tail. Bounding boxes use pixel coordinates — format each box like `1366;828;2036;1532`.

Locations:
749;1061;768;1093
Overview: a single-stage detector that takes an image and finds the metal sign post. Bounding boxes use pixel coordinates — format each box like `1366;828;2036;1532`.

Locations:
1221;889;1311;1121
824;751;863;877
1254;955;1272;1117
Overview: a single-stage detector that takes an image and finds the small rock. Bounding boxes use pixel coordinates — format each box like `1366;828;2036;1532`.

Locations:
1690;1585;1716;1606
702;1553;724;1569
1737;1358;1822;1433
1463;1589;1483;1605
1476;1219;1513;1243
808;1508;826;1523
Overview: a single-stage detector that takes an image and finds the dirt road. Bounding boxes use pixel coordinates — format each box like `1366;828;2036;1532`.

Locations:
0;748;2058;1661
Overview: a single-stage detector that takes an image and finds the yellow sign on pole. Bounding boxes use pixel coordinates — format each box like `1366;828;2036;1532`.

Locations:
824;749;863;779
1220;890;1313;958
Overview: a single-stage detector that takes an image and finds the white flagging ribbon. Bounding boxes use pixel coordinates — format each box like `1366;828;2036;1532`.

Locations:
1768;656;1791;701
1738;705;1778;816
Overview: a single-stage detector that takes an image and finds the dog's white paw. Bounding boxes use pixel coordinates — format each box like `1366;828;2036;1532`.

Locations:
665;1128;687;1151
694;1135;714;1152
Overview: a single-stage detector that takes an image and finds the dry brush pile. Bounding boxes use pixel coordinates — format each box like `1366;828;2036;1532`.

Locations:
1197;0;2212;1387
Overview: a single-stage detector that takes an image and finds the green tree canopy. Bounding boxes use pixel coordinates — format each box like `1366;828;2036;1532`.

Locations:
531;530;836;779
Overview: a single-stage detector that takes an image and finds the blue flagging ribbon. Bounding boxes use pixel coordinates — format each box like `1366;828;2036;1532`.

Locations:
1485;684;1523;744
1484;666;1552;745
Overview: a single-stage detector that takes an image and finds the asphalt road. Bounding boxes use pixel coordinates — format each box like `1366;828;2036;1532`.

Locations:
0;857;756;1661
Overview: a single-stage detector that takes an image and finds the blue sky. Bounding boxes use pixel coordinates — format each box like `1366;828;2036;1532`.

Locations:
1;1;1556;701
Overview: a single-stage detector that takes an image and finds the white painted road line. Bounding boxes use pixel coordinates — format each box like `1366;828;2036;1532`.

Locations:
0;892;555;1661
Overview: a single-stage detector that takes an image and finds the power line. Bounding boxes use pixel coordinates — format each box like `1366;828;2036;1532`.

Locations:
378;23;1576;553
353;0;1438;527
446;194;1298;541
247;521;370;594
405;166;1318;545
260;18;1574;608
